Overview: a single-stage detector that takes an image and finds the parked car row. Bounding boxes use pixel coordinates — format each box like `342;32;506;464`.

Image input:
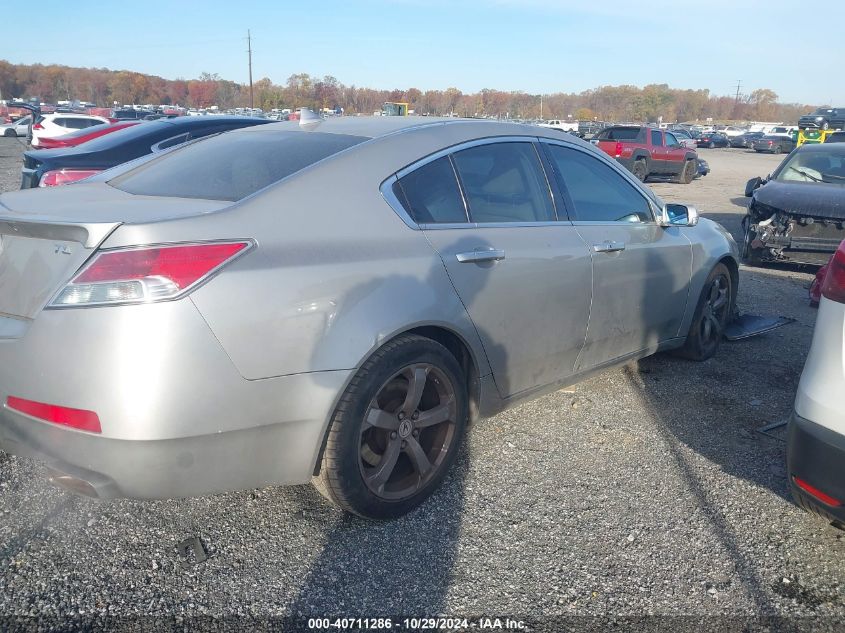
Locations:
20;116;271;188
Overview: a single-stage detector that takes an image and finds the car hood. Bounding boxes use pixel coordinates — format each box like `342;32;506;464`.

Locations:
754;179;845;220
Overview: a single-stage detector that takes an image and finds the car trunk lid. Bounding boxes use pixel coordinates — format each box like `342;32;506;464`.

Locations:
0;183;230;319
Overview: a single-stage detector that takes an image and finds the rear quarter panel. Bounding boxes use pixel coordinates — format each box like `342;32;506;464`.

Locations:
102;126;501;381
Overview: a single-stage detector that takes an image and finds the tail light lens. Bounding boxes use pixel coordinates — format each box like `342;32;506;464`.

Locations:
614;142;623;157
820;240;845;304
49;241;253;308
32;122;44;130
6;396;101;434
39;169;102;187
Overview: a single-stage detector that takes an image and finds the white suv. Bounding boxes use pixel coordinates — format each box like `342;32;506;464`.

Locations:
31;113;110;147
789;239;845;524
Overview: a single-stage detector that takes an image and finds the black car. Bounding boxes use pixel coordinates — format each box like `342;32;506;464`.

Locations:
751;135;796;154
730;131;764;148
20;116;271;189
825;131;845;143
742;143;845;265
798;107;845;130
111;108;155;120
695;132;729;148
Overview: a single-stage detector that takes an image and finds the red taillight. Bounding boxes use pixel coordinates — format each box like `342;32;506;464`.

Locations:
32;122;44;130
6;396;101;434
39;169;102;187
820;241;845;304
51;241;252;307
794;476;842;507
614;141;623;157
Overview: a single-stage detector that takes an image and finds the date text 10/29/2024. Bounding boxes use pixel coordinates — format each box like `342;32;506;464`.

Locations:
308;617;527;630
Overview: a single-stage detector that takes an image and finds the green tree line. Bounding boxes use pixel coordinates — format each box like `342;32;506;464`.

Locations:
0;60;814;123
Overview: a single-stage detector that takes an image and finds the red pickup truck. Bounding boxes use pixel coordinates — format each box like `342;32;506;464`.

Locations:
594;126;698;184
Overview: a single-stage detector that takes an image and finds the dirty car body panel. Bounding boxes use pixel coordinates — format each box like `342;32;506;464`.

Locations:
0;118;737;501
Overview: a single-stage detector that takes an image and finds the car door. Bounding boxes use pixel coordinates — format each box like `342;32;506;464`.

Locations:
398;139;593;398
650;129;666;172
664;132;687;174
541;142;692;370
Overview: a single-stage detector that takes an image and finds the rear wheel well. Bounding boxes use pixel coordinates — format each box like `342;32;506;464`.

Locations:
407;326;480;419
718;256;740;315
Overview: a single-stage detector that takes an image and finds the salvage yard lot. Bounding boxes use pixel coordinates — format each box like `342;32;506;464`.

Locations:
0;137;842;625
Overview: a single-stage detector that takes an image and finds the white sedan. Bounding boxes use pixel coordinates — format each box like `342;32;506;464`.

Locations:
31;113;110;147
789;239;845;524
1;116;31;138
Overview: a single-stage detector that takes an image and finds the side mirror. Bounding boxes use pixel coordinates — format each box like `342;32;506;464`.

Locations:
744;176;764;197
660;204;699;227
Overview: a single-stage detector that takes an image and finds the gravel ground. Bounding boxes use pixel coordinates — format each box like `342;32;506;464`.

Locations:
0;138;840;630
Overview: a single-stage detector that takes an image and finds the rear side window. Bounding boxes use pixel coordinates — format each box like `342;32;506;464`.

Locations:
651;130;663;146
395;156;467;224
598;127;641;141
110;130;366;201
451;142;554;223
545;145;652;223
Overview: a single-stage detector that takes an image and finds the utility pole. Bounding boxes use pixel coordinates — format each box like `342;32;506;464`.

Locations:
540;94;544;120
247;30;254;110
734;80;742;106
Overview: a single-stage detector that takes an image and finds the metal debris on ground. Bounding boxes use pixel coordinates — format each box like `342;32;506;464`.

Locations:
724;314;796;341
175;537;208;569
756;420;788;442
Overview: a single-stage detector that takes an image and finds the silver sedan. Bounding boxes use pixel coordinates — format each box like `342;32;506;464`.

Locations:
0;118;738;519
1;116;30;138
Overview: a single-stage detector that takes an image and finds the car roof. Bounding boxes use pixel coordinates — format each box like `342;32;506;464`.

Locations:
232;116;580;141
797;141;845;153
44;113;105;119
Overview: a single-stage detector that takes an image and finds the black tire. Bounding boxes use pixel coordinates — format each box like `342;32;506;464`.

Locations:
677;159;696;184
822;121;830;131
632;159;648;182
774;144;782;154
3;129;14;137
677;263;732;361
708;141;715;149
314;334;468;519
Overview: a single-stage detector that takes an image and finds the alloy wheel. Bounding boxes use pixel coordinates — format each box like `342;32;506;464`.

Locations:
699;274;730;347
359;363;458;500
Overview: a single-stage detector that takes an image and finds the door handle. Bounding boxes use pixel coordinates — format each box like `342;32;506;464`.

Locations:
592;240;626;253
455;249;506;263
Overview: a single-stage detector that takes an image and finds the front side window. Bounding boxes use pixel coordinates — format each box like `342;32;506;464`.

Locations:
545;145;653;223
665;132;679;147
395;156;467;224
451;142;555;223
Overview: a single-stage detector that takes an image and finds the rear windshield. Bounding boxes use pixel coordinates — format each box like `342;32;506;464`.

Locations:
110;130;367;201
597;128;641;141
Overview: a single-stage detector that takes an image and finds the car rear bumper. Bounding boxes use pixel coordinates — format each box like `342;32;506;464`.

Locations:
787;412;845;523
0;301;352;499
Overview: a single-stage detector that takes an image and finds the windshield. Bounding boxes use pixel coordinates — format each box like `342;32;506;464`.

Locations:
775;149;845;185
74;119;167;151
